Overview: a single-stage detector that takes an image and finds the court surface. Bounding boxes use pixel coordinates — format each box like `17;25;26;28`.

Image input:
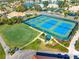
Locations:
23;15;77;40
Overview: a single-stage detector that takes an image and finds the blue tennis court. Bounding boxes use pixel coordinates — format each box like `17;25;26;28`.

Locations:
23;15;77;40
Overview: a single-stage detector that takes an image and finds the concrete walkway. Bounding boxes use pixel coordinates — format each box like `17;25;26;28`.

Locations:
0;27;43;59
0;33;41;59
0;36;11;59
68;30;79;59
1;30;79;59
39;11;79;59
20;32;43;49
11;50;36;59
0;11;79;59
53;37;68;49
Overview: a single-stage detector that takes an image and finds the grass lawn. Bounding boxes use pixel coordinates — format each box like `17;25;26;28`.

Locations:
75;40;79;51
47;40;68;52
0;44;5;59
39;39;68;52
60;41;70;47
0;24;39;48
40;34;69;52
22;39;41;50
51;44;68;52
40;33;70;46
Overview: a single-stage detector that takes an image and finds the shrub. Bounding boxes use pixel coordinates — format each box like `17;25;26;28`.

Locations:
43;1;49;7
15;5;27;12
33;4;42;11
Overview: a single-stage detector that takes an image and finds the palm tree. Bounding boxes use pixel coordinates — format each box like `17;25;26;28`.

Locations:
70;0;79;5
0;16;8;24
64;0;67;3
20;0;24;3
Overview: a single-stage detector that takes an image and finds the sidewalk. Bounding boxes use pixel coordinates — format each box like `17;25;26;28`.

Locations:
68;30;79;59
0;36;11;59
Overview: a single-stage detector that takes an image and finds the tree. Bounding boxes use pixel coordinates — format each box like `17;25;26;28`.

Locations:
20;0;24;3
9;17;23;24
8;0;18;2
0;16;8;25
57;1;64;8
64;0;67;4
74;16;79;20
57;0;69;8
71;0;79;4
15;5;26;12
33;4;42;11
16;17;23;23
63;10;69;17
43;1;49;7
33;0;35;2
0;16;23;25
75;11;79;16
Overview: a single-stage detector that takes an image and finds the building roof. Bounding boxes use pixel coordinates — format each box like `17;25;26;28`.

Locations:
68;6;79;12
7;11;25;18
47;4;58;8
34;52;70;59
0;10;7;14
32;56;60;59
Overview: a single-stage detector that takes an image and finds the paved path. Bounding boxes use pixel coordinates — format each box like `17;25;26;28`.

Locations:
11;50;36;59
20;32;43;49
68;30;79;59
0;36;11;59
0;11;79;59
38;37;45;42
0;27;43;59
39;11;79;59
53;37;68;49
0;36;37;59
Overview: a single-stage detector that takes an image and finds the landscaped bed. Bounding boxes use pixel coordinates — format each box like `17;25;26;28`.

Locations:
0;44;5;59
50;43;68;52
39;34;69;52
40;33;70;47
0;24;39;49
75;40;79;51
38;39;68;52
